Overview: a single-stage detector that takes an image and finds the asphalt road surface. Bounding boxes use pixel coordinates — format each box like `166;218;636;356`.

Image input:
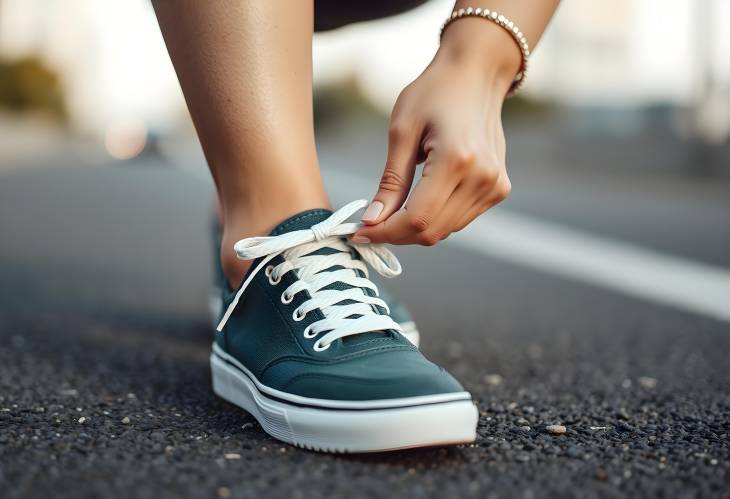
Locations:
1;122;729;498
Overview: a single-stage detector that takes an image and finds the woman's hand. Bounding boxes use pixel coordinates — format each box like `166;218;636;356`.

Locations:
352;18;522;246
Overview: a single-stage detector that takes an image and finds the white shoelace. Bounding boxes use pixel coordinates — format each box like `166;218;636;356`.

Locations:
216;200;403;352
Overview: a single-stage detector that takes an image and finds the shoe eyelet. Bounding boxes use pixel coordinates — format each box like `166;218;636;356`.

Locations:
281;292;293;304
269;273;281;286
292;309;305;321
313;340;330;352
264;265;274;277
303;325;316;338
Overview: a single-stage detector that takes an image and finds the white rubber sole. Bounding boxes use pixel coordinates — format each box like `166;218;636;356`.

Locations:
210;348;478;453
209;290;421;347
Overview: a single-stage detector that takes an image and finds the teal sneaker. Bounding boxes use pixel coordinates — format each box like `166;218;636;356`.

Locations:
211;200;477;452
209;218;420;347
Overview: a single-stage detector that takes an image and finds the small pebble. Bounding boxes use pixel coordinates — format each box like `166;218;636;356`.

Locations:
484;374;503;386
225;453;241;460
546;424;567;435
638;377;658;389
77;417;86;424
121;417;131;424
217;487;231;498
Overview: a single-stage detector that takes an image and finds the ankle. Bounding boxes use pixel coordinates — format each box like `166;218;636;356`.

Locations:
220;232;252;289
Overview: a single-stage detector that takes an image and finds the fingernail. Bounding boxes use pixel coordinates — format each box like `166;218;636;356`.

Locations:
361;201;384;222
351;235;371;244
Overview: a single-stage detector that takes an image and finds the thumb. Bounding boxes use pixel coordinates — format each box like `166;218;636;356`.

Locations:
361;122;420;225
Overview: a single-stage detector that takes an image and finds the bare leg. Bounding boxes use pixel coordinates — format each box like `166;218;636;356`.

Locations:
152;0;329;287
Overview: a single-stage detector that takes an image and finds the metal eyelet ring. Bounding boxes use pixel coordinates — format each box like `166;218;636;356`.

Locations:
303;325;316;338
313;340;330;352
264;265;274;277
269;273;281;286
281;292;293;304
292;309;305;321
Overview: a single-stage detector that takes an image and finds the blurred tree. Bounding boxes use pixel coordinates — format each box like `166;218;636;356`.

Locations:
0;56;68;123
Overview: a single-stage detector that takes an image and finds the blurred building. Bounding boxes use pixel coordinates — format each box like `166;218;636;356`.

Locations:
0;0;183;136
0;0;728;143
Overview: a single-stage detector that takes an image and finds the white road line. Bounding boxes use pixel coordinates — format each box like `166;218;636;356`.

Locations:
457;211;730;322
323;169;730;323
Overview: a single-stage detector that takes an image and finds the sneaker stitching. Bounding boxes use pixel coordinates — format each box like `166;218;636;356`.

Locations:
259;344;417;377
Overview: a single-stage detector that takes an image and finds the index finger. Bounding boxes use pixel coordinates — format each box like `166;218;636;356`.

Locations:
354;157;460;244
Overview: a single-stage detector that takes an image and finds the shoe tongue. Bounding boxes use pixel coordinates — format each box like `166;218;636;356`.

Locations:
269;208;392;347
269;209;333;236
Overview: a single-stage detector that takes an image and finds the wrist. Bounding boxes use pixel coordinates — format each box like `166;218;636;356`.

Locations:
436;16;522;94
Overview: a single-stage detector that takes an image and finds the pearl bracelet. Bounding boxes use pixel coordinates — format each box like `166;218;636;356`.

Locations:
440;7;530;96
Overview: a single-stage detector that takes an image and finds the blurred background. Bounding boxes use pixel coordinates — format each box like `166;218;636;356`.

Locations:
3;0;729;163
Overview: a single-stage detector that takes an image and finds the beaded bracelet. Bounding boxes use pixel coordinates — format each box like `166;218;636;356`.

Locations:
440;7;531;96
